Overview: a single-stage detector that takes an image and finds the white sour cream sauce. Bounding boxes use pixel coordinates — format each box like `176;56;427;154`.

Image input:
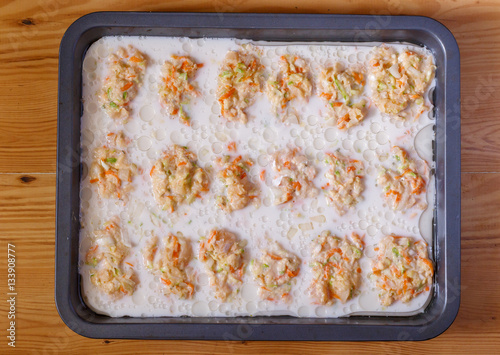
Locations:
80;36;436;318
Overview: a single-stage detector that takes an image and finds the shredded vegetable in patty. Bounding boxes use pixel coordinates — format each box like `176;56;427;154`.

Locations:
99;46;146;119
217;48;264;123
85;221;136;298
143;232;195;299
89;136;137;200
271;147;318;204
105;131;129;148
159;55;203;125
323;152;364;215
318;63;367;129
309;231;364;305
215;149;259;212
369;45;435;118
377;146;427;211
266;55;312;118
371;235;434;306
250;243;301;302
150;144;209;212
199;229;245;301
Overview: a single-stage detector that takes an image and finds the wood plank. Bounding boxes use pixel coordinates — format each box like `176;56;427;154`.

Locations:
1;0;500;172
462;86;500;172
1;79;494;173
0;80;57;173
0;2;496;86
0;170;498;352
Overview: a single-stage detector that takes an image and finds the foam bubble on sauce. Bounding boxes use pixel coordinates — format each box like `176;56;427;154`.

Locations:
139;105;155;122
263;128;277;143
357;51;367;62
375;131;389;145
81;129;94;146
95;45;109;58
198;146;211;162
248;137;260;150
257;154;269;167
80;187;92;201
284;113;299;125
370;122;381;133
241;284;259;302
342;139;353;150
169;131;182;144
153;129;166;141
182;42;193;53
307;115;319;126
419;197;434;244
214;131;228;142
414;124;434;163
315;306;329;317
356;130;366;140
367;225;378;236
85;102;98;114
353;140;366;153
324;128;338;143
144;150;156;160
81;201;90;210
83;55;97;72
211;142;223;154
137;136;152;151
297;306;310;317
192;301;209;316
362;149;375;162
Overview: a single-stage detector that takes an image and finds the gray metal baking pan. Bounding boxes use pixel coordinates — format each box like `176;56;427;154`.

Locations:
56;12;460;341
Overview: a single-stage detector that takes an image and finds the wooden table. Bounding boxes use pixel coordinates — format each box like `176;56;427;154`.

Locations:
0;0;498;353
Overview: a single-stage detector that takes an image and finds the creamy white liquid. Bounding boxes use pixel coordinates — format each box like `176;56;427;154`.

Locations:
80;36;436;318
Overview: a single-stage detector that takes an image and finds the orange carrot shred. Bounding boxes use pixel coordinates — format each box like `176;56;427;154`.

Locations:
129;56;142;63
227;142;236;151
286;267;299;278
268;253;282;261
121;82;133;91
219;88;235;100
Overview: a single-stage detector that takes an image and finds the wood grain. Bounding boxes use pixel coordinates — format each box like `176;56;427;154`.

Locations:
1;0;500;353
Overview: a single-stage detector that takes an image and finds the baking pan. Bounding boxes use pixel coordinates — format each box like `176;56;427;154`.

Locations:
56;12;460;341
